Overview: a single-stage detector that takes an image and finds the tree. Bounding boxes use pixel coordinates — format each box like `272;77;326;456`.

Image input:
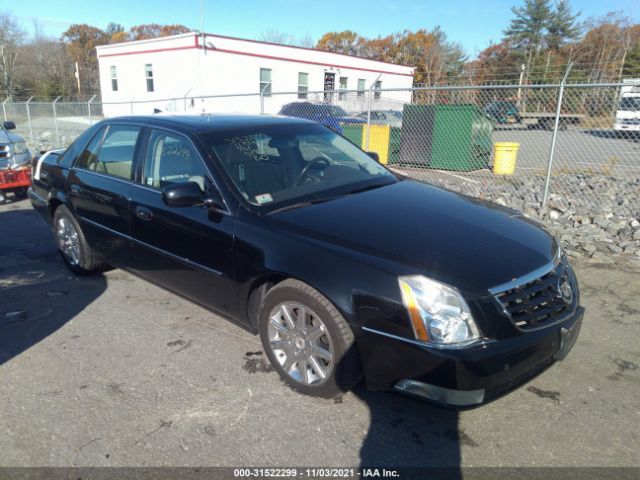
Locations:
505;0;553;78
257;30;314;48
622;35;640;77
547;0;581;50
61;24;109;95
106;22;128;43
573;13;638;82
315;30;363;56
0;12;26;97
129;23;190;41
392;28;466;85
18;38;74;98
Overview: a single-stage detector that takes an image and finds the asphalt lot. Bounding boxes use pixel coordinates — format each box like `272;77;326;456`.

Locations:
493;126;640;176
0;198;639;469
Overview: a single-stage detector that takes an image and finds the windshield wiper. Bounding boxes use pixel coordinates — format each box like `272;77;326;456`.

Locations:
268;181;394;215
267;196;338;214
348;181;392;195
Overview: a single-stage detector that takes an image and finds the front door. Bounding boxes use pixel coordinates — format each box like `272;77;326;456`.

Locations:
324;73;335;102
128;128;238;318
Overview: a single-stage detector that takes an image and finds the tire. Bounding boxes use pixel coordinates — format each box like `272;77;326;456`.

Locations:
53;205;104;275
0;190;6;205
14;187;28;199
259;279;362;398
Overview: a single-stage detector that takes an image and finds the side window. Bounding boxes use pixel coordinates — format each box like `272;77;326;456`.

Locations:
61;125;102;168
93;125;141;180
75;126;107;170
143;130;209;192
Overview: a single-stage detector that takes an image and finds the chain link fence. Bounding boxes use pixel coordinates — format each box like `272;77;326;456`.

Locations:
2;83;639;219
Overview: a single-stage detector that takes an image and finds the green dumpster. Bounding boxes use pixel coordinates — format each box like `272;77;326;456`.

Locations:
398;104;493;171
341;124;365;147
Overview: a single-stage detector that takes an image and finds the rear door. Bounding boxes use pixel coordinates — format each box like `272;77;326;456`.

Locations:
127;128;239;318
67;123;143;267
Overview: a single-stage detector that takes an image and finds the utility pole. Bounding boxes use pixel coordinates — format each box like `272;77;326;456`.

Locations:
200;0;206;54
74;62;81;98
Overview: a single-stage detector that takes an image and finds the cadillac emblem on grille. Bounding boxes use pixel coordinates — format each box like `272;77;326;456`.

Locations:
557;274;573;304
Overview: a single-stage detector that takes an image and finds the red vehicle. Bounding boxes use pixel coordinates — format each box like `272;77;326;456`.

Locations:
0;121;33;204
0;166;31;204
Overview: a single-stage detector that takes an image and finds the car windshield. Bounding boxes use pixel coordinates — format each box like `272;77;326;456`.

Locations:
619;96;640;112
203;123;396;210
324;105;348;116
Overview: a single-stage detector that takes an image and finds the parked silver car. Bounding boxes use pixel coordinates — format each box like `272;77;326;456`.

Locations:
0;121;31;171
356;110;403;128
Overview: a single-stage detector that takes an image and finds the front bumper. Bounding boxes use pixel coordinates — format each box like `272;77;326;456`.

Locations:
357;306;584;407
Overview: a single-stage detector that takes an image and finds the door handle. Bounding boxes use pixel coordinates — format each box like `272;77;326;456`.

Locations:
134;205;153;221
70;184;83;195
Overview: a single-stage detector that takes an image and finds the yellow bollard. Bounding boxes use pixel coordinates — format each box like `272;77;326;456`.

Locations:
493;142;520;175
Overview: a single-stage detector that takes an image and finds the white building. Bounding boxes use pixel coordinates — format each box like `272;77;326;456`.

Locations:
96;32;415;117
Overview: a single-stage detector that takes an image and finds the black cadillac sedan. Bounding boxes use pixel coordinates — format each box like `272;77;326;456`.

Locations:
29;115;583;407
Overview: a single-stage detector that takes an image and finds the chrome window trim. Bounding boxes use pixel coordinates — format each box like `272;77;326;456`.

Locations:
70;167;144;189
79;216;225;277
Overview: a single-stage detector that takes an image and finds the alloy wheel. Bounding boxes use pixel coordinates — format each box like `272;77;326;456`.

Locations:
56;217;80;266
267;301;334;385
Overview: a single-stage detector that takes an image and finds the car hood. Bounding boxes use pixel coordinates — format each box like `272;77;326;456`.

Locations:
0;130;19;143
266;180;557;297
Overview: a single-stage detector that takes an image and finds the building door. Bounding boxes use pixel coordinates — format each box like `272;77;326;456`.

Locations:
324;73;335;102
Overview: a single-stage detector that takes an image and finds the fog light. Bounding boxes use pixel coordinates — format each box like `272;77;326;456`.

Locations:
394;379;484;406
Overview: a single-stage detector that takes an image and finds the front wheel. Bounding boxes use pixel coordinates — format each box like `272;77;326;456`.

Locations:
259;279;361;398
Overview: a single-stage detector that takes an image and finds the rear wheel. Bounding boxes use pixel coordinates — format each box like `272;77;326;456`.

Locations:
259;279;361;398
53;205;104;275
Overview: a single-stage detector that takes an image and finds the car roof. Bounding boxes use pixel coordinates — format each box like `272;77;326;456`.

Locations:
100;114;316;134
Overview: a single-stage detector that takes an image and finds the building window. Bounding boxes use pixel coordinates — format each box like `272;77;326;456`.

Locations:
339;76;348;100
110;66;118;91
357;79;366;97
298;72;308;99
260;68;272;96
145;64;154;92
374;80;382;99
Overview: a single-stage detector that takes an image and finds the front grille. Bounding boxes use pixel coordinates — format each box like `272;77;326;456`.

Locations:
494;258;577;331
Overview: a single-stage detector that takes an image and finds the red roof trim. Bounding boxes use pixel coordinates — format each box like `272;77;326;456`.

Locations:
99;36;414;77
98;45;196;58
201;32;414;70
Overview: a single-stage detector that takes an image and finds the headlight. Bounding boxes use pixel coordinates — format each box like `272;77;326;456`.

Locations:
12;142;29;155
398;275;481;348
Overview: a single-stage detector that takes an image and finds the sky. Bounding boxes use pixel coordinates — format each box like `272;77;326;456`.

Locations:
7;0;640;58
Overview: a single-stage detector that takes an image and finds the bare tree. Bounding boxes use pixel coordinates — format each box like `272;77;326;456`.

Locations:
258;29;315;48
0;11;26;98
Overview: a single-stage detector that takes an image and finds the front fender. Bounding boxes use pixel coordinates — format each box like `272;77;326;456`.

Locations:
233;210;411;339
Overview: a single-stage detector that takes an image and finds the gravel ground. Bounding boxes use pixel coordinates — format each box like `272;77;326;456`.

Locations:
0;198;639;470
